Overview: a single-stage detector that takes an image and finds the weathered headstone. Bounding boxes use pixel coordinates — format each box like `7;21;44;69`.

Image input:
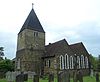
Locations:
76;70;83;82
96;72;99;82
16;72;24;82
58;70;70;82
24;73;28;81
73;70;77;82
33;75;39;82
28;71;36;79
48;73;54;82
6;71;15;82
90;69;94;77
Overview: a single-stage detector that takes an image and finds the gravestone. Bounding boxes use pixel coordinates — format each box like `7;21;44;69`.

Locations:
24;73;28;81
76;70;83;82
48;73;54;82
6;71;15;82
90;69;94;77
96;72;99;82
58;70;70;82
16;72;24;82
27;71;36;79
33;75;39;82
73;70;77;82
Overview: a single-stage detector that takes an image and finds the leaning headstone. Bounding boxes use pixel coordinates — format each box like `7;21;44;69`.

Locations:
48;73;54;82
16;72;24;82
33;75;39;82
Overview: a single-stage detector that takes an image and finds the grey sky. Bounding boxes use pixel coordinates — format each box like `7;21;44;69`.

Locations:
0;0;100;59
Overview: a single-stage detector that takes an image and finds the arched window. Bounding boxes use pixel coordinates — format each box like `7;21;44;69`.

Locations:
47;60;50;67
65;54;69;69
60;55;64;69
77;56;80;69
70;56;73;69
85;57;89;68
81;55;85;68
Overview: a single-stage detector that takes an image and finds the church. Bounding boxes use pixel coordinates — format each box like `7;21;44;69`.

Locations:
16;7;90;76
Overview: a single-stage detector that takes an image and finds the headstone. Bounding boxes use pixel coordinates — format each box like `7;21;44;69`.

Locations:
6;71;15;82
76;70;83;82
24;73;28;81
73;70;77;82
48;73;54;82
28;71;36;79
33;75;39;82
58;70;70;82
16;72;24;82
96;72;99;82
90;69;94;77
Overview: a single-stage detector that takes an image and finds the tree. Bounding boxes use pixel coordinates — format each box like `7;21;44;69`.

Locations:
89;54;98;70
0;47;4;57
97;55;100;71
0;59;14;73
0;47;4;60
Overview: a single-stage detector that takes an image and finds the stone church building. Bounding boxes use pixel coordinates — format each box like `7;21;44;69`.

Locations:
16;7;90;76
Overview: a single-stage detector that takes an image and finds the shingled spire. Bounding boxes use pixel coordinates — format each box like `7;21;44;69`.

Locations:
19;7;45;33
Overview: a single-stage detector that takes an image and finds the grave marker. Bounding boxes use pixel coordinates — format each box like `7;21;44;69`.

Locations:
33;75;39;82
48;73;54;82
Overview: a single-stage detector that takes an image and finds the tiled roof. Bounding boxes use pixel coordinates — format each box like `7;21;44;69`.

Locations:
19;8;45;33
44;39;73;58
69;42;89;56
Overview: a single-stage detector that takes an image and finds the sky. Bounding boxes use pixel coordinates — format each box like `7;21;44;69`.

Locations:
0;0;100;59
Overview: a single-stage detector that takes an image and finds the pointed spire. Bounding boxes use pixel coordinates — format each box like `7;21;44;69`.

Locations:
19;6;45;33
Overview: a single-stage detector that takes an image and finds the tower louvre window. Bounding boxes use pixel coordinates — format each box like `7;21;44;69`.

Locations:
34;32;38;37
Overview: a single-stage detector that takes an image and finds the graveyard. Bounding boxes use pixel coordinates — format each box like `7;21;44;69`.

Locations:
0;75;99;82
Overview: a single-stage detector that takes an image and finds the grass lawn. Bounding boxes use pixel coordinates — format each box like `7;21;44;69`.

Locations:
0;76;97;82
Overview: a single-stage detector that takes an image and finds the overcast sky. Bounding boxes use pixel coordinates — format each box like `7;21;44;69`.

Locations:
0;0;100;59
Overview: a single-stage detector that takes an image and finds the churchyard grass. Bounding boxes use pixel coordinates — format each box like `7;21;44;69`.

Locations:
0;76;98;82
0;79;7;82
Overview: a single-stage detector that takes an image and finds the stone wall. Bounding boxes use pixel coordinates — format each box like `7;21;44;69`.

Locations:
16;29;45;75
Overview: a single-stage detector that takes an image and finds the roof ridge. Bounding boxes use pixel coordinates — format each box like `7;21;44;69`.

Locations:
46;39;67;46
70;42;83;46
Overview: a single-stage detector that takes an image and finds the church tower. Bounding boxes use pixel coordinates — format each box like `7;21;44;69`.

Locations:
16;7;45;74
